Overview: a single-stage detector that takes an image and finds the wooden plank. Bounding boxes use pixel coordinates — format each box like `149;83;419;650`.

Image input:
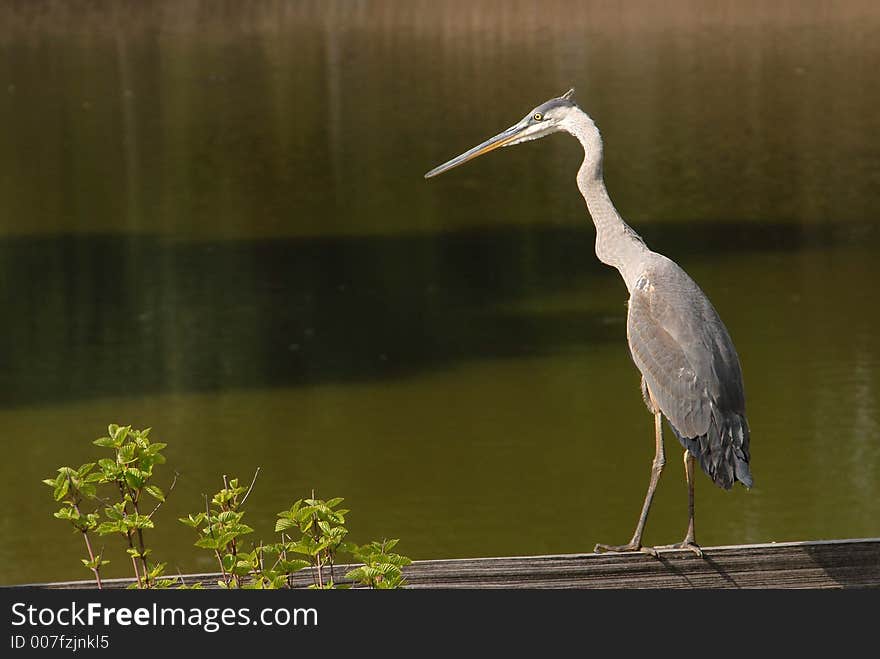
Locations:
12;538;880;590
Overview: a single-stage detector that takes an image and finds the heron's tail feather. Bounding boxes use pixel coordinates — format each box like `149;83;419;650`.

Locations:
670;407;752;491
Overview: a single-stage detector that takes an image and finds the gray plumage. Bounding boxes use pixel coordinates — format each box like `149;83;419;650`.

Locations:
566;97;753;492
426;89;753;553
628;254;752;489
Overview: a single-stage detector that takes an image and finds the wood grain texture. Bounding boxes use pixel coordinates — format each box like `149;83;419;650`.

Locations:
15;538;880;590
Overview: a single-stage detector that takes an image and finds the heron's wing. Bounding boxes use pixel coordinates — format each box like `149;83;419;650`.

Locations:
626;277;713;439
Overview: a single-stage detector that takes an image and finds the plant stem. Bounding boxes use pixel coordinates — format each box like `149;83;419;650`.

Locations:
281;533;293;589
126;531;143;588
116;479;144;588
72;503;102;589
214;549;231;586
146;471;179;518
240;467;260;507
131;498;151;588
205;494;233;588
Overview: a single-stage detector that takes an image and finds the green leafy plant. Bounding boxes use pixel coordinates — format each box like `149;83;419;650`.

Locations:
184;486;412;589
179;472;259;589
44;424;178;588
43;463;106;587
345;539;412;589
274;495;350;588
47;423;411;589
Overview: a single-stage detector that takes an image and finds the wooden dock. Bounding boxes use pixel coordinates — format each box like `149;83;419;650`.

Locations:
18;538;880;589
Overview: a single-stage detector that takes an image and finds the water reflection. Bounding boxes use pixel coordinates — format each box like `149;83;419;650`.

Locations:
2;221;874;408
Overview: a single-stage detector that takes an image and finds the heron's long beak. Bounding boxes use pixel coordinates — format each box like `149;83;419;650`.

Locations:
424;121;527;179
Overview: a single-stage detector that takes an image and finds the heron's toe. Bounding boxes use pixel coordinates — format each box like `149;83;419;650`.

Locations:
651;541;704;558
594;542;647;555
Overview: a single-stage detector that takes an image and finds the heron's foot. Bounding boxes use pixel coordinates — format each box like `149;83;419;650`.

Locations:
652;540;703;558
594;542;658;558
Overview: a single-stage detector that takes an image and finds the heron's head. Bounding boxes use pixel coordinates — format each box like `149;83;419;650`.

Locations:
424;89;580;179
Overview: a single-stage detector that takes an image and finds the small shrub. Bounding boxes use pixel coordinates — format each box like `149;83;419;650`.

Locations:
46;423;410;589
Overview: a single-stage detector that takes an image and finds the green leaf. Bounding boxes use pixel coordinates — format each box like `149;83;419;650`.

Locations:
97;521;123;535
195;537;220;550
147;453;166;466
287;538;318;556
279;559;311;573
111;425;131;444
93;436;116;448
125;514;154;530
215;532;239;548
179;513;204;528
144;485;165;502
53;477;70;502
98;458;119;481
123;470;144;490
118;443;137;464
217;511;242;524
344;567;367;581
275;518;298;533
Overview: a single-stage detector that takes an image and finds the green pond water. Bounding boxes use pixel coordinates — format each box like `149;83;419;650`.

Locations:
1;1;878;584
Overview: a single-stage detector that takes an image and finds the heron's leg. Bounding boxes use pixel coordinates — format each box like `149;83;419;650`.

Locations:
683;451;697;546
653;450;703;557
594;409;665;555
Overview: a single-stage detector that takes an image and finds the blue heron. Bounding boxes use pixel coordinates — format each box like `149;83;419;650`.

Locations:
425;89;752;556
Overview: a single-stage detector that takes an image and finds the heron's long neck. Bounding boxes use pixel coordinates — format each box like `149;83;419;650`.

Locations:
566;111;647;291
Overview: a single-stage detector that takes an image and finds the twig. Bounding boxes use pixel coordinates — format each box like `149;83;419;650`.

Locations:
117;472;143;588
204;494;214;538
220;476;240;586
203;494;230;587
240;467;261;507
147;471;179;518
127;534;143;588
313;511;323;588
120;506;143;587
72;501;102;589
130;498;151;588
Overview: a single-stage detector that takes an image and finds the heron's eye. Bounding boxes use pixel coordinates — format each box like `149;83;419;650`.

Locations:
533;112;543;121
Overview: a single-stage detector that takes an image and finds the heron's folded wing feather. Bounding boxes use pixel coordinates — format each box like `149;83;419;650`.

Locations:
626;285;711;439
